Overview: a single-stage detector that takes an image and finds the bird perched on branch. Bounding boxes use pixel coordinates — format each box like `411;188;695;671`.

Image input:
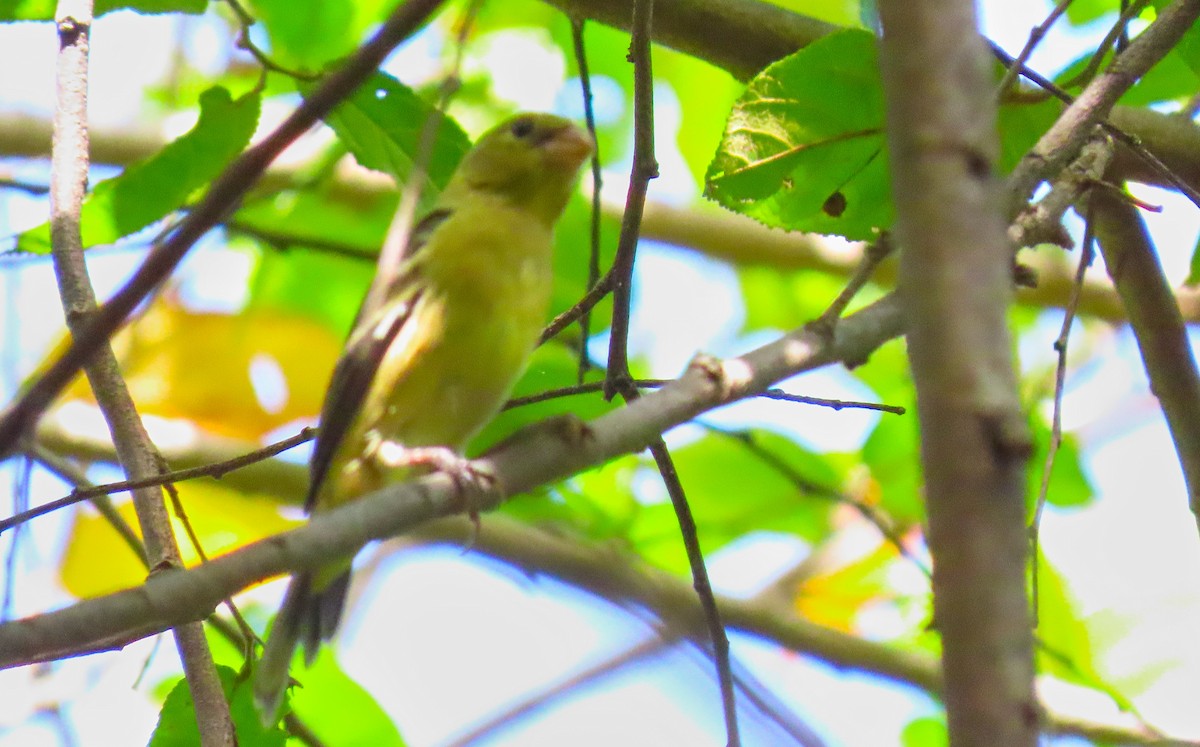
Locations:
254;112;593;721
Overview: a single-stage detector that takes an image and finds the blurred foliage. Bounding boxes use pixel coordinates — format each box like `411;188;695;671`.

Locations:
9;0;1195;744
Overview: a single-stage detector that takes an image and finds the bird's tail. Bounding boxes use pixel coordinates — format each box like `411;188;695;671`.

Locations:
253;568;351;724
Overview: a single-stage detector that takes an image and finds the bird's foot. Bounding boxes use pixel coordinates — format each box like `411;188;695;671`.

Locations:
372;442;495;541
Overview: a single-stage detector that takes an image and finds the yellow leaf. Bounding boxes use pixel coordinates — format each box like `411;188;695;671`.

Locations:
793;541;903;633
55;294;343;441
61;480;301;598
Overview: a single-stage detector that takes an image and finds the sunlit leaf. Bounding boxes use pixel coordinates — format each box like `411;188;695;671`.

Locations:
245;0;392;71
765;0;865;27
706;29;890;241
52;296;343;441
150;667;287;747
18;88;260;253
1028;422;1094;510
61;481;300;597
285;648;406;746
1035;556;1141;714
629;430;841;572
794;541;906;633
901;716;948;747
234;187;398;261
304;71;471;193
0;0;204;20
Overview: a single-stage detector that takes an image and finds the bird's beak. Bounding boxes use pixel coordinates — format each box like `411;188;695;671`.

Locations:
542;124;595;171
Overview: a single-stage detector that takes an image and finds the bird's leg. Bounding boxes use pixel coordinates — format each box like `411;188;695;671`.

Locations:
366;436;495;540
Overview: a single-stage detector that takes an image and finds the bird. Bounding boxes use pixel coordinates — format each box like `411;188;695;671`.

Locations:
254;112;593;721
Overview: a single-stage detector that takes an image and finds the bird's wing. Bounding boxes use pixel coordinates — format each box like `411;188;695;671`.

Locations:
305;208;453;511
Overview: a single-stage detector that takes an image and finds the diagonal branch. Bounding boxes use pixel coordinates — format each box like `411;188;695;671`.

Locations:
1091;182;1200;529
0;292;905;666
1006;0;1200;212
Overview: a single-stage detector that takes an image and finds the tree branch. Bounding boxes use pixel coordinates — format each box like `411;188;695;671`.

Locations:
413;515;1181;747
0;292;905;665
1092;182;1200;530
878;0;1035;743
48;0;232;743
1007;0;1200;211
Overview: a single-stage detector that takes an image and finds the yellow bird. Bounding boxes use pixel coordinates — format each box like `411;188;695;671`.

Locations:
255;112;593;719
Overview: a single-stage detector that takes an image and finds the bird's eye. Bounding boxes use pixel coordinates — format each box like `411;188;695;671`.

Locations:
510;117;535;139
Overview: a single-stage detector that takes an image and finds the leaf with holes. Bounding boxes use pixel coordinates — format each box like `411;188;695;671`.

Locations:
705;29;891;241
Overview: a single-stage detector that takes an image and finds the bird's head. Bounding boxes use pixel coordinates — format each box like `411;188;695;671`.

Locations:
448;112;594;225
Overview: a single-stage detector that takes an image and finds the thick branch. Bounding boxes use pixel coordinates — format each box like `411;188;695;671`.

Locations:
0;293;904;665
879;0;1035;744
1092;185;1200;526
1007;0;1200;210
542;0;835;81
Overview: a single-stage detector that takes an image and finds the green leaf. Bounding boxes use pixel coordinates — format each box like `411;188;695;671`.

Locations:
245;0;391;71
861;411;925;525
1034;556;1144;716
1028;423;1094;510
286;649;406;746
629;430;840;572
304;71;471;193
234;187;397;260
0;0;204;19
18;87;260;253
705;29;891;241
1186;233;1200;285
1064;0;1116;26
901;716;948;747
149;667;287;747
740;265;871;332
996;97;1061;174
549;192;618;324
246;238;375;334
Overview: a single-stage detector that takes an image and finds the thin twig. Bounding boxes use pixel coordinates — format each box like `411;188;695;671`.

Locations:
221;0;320;80
756;389;905;415
815;233;894;326
602;0;659;400
446;634;675;747
718;428;930;579
362;0;481;321
1030;202;1095;627
22;442;147;565
1058;0;1150;91
503;378;904;415
571;17;605;385
991;42;1200;211
645;432;740;746
1005;0;1200;213
539;269;614;345
995;0;1076;99
0;428;315;535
